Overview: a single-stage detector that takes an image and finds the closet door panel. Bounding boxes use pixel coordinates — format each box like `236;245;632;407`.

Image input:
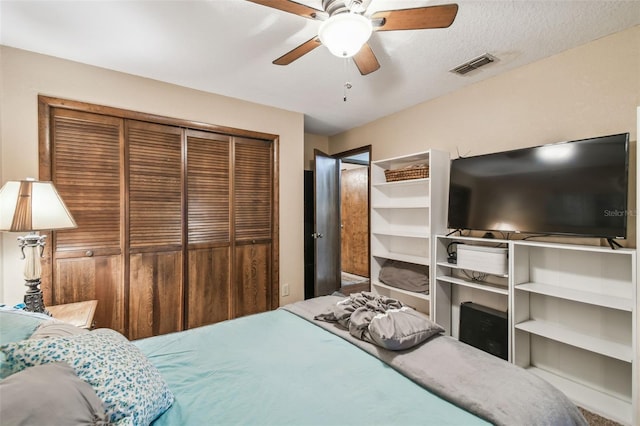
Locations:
127;121;184;338
234;138;273;241
186;130;231;328
55;256;124;334
127;121;183;249
129;251;184;340
52;109;123;252
187;247;230;328
49;108;124;332
233;138;274;316
234;242;271;317
187;130;230;245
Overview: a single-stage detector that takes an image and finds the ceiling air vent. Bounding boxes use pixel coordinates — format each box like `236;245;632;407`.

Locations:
450;53;497;76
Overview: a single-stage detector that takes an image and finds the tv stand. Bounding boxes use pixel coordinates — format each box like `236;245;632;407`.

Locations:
607;238;623;250
433;235;637;424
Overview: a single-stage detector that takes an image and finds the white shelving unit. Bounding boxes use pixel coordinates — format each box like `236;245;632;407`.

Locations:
433;235;637;424
512;241;636;425
370;150;449;314
433;235;511;350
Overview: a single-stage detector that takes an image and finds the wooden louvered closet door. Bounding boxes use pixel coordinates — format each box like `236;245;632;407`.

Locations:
234;137;274;317
127;120;184;340
185;130;231;328
41;96;279;339
49;108;126;334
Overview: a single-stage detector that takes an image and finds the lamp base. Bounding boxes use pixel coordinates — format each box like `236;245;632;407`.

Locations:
24;278;50;316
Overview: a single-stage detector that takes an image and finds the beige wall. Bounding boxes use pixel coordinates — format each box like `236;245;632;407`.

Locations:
304;133;329;170
0;46;305;305
330;25;640;248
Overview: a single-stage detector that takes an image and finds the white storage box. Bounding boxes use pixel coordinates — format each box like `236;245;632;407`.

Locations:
457;244;508;276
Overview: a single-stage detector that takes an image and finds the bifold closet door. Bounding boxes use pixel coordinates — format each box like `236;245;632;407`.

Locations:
233;137;274;317
127;120;184;340
185;130;232;329
48;108;126;334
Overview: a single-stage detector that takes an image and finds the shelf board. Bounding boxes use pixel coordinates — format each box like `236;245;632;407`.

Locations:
372;253;429;266
371;280;430;301
436;235;510;245
526;367;631;425
513;240;636;255
515;319;632;362
372;230;429;239
435;275;509;295
515;282;633;312
372;203;429;209
372;178;429;188
372;152;430;169
435;261;509;278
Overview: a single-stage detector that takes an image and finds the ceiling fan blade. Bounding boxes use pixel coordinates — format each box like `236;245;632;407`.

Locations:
247;0;323;20
353;44;380;75
372;4;458;31
273;37;322;65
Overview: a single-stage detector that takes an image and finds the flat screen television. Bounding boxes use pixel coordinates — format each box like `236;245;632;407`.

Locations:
447;133;630;240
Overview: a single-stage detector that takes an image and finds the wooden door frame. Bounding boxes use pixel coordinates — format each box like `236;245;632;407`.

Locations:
38;96;280;330
333;145;371;282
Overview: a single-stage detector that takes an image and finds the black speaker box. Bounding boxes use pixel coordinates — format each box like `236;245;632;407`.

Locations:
459;302;508;360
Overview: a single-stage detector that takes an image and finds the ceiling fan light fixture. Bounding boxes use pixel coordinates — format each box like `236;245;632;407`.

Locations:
318;13;372;58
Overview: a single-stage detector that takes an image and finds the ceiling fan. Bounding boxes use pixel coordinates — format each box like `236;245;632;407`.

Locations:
247;0;459;75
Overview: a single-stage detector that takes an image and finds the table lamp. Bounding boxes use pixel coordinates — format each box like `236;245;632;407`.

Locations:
0;178;77;313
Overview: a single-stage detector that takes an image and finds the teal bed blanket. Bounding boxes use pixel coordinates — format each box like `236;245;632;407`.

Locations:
135;308;488;426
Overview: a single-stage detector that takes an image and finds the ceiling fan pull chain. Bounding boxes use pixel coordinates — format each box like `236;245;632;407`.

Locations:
343;58;352;102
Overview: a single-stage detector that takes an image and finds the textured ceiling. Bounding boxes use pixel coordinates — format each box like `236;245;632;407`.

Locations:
1;0;639;135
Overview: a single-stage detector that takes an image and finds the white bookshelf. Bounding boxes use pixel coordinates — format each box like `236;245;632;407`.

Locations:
432;236;637;424
370;150;449;314
512;241;636;425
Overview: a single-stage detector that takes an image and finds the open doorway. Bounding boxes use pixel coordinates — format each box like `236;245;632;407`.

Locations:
304;146;371;299
338;150;370;295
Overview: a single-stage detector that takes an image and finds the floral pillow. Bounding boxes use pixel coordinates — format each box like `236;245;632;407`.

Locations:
0;328;174;425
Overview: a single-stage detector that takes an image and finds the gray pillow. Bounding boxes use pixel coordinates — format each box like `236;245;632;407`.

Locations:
30;319;89;339
378;260;429;293
0;362;108;425
368;307;444;350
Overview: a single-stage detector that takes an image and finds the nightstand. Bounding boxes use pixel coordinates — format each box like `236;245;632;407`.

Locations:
47;300;98;329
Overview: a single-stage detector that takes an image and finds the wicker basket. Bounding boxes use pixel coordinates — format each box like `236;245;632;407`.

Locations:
384;164;429;182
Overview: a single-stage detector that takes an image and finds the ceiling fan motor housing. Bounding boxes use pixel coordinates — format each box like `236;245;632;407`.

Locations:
322;0;371;16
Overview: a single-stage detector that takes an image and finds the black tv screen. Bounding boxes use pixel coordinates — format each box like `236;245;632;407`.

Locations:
447;133;630;239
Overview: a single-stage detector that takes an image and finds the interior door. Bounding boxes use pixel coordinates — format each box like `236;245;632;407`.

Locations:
313;150;341;296
340;167;369;277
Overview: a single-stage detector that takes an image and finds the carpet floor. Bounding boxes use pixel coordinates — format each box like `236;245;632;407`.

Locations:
579;407;622;426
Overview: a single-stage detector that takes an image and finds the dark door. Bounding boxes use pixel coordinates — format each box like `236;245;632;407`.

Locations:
303;170;315;299
314;150;341;296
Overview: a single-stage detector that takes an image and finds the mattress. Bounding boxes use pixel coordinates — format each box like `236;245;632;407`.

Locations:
135;308;488;426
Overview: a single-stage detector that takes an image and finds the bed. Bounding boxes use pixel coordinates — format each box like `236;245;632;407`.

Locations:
0;295;587;426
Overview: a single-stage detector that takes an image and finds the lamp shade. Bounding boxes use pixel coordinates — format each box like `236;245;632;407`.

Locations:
0;180;77;232
318;13;372;58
